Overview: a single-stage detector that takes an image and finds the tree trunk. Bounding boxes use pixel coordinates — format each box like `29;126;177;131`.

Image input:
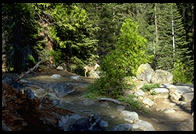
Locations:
171;5;175;60
154;3;158;55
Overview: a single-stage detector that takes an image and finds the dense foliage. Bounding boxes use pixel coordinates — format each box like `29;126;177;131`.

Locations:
2;3;194;92
94;18;152;98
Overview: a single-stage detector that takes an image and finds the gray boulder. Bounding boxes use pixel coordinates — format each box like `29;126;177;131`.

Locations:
50;74;61;79
120;110;139;123
52;83;75;98
182;92;194;103
112;124;133;131
136;63;155;83
151;70;173;84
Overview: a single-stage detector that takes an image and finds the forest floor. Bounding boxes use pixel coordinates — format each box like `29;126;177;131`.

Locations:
2;69;194;131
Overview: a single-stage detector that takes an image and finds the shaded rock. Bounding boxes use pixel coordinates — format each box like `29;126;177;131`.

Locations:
136;63;155;82
112;124;133;131
175;86;192;94
52;99;61;106
99;120;108;128
117;105;125;111
2;121;11;131
132;120;155;131
151;70;173;84
142;98;154;107
50;74;61;79
152;88;169;94
58;114;83;131
57;66;64;70
121;110;139;123
25;88;36;99
134;89;145;96
161;84;176;89
182;92;194;103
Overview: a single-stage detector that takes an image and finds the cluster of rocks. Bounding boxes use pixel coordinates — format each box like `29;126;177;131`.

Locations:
124;63;194;113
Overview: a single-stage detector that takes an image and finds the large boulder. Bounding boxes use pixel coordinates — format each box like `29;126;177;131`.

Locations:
136;63;155;83
120;110;139;123
151;70;173;84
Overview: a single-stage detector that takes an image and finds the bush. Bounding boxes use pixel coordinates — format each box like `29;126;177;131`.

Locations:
171;60;187;84
141;83;160;92
97;18;152;98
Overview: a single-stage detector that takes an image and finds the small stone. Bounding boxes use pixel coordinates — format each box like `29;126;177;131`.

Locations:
70;75;80;80
57;66;64;70
142;98;154;107
134;89;145;96
112;124;133;131
51;74;61;79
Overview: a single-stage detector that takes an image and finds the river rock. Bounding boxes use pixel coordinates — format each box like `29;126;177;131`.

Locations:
70;75;80;80
136;63;155;83
112;124;133;131
132;120;155;131
151;70;173;84
121;110;139;123
161;84;176;89
134;89;145;96
25;88;36;99
175;86;192;94
152;88;169;94
57;66;64;70
51;74;61;79
142;98;154;107
182;92;194;103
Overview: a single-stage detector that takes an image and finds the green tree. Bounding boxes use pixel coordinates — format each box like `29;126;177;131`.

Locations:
96;18;153;98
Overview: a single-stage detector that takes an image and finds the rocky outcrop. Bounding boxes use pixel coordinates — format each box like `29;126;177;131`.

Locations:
151;70;173;84
136;63;155;83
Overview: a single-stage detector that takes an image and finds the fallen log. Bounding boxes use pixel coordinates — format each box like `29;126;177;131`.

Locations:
97;97;121;105
16;59;46;82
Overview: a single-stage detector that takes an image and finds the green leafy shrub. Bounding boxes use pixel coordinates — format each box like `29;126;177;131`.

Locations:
96;18;152;98
141;83;160;92
171;60;187;84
